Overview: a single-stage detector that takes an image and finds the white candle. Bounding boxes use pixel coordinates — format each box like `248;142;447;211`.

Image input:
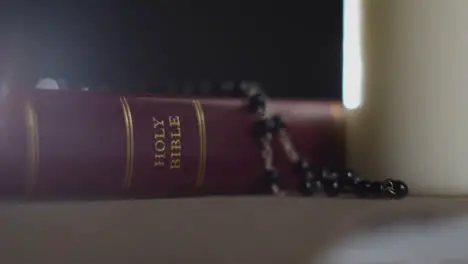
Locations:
345;0;468;195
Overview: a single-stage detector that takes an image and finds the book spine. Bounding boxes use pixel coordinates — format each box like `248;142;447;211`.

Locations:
0;90;344;200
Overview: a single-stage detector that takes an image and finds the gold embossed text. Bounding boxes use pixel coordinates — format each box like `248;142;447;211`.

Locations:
152;116;182;169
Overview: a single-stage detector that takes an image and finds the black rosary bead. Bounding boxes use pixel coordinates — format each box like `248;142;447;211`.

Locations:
339;170;359;187
295;159;320;196
299;179;317;196
232;82;246;97
252;119;274;139
353;180;373;198
353;180;368;198
323;178;341;197
369;181;384;196
382;179;409;199
248;92;266;112
270;115;286;134
298;167;317;196
294;159;310;174
354;180;388;198
265;169;280;185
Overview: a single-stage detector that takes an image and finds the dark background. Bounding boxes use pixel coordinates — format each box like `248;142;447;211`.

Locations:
0;1;343;99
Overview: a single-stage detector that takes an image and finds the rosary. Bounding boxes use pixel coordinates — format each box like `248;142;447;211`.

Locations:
239;83;409;199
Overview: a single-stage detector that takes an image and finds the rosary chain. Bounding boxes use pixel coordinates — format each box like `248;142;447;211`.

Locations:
239;81;408;199
278;130;300;163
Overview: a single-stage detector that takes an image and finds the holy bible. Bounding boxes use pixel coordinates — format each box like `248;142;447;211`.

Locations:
0;89;344;200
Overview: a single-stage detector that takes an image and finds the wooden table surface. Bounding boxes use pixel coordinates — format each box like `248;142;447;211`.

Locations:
0;197;466;264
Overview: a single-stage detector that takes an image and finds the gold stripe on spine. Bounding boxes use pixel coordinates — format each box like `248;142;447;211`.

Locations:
329;102;345;136
329;102;346;167
193;100;207;188
120;96;134;189
330;102;344;122
25;100;39;193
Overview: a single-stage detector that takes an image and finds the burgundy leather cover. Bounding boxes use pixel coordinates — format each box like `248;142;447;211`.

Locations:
0;89;344;200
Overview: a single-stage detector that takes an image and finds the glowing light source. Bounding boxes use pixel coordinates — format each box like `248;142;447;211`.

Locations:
35;78;59;90
342;0;363;110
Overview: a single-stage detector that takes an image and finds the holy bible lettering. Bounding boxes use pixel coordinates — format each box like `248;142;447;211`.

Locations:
152;116;182;169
